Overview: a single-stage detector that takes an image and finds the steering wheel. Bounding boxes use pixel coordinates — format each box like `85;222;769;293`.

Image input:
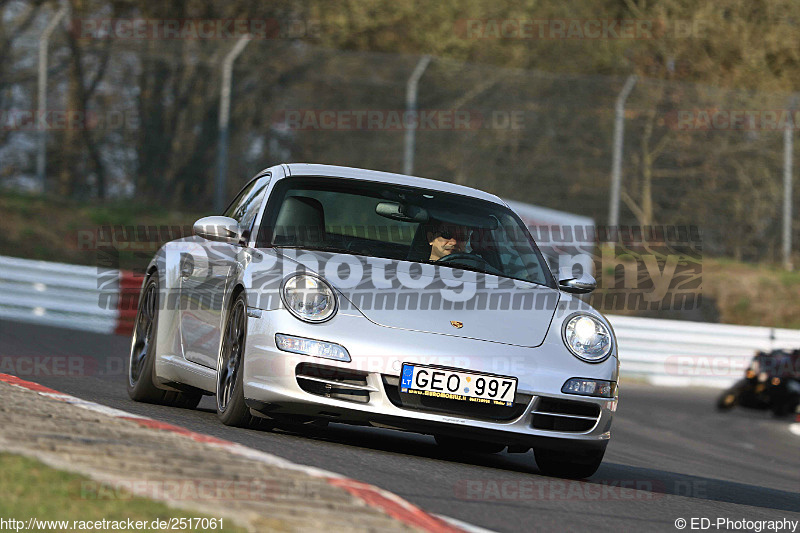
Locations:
437;252;503;275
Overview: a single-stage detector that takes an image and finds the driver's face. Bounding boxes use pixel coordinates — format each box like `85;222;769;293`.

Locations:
428;226;467;261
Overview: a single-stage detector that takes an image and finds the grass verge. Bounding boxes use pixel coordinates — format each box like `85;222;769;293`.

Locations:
0;453;246;532
0;191;203;272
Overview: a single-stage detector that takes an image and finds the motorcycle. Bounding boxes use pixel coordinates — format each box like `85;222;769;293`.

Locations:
716;349;800;417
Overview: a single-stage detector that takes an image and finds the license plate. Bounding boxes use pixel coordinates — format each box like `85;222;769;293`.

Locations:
399;364;517;407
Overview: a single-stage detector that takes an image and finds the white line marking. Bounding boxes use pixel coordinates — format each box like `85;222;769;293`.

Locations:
435;514;497;533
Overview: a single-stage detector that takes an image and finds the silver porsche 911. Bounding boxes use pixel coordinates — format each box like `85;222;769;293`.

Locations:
128;163;618;478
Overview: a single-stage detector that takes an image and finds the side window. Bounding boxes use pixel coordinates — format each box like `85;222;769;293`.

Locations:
237;178;270;236
224;181;257;220
490;216;546;285
223;175;271;240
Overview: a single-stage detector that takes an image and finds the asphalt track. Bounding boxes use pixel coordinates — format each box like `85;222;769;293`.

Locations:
1;319;798;532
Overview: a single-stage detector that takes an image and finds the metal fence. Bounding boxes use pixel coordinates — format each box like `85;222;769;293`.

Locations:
610;314;800;388
0;255;120;334
1;7;798;265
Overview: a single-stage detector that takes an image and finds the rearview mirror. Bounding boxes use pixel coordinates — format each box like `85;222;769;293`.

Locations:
375;201;429;222
193;216;242;244
558;274;597;294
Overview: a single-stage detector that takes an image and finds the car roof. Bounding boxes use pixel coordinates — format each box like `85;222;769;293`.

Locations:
279;163;505;205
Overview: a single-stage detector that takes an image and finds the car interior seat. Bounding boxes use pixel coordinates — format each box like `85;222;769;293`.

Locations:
406;224;433;262
272;196;326;246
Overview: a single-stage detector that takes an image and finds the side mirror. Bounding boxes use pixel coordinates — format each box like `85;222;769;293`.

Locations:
558;274;597;294
193;216;242;244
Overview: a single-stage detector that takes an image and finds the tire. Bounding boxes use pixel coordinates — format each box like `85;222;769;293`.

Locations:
434;435;506;454
216;292;252;427
716;392;737;411
127;274;202;409
534;447;605;479
716;379;747;411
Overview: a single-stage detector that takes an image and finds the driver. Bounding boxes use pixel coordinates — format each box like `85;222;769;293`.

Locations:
427;222;469;261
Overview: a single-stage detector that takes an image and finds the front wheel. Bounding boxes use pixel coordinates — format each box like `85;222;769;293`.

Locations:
534;447;605;479
716;379;746;412
716;392;738;411
216;292;252;427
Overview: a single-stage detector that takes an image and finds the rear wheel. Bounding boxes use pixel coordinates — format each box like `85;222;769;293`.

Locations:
127;274;202;409
534;447;605;479
770;399;793;417
216;292;252;427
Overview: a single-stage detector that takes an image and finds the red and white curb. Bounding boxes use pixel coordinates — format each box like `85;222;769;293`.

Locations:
0;372;473;533
115;270;141;336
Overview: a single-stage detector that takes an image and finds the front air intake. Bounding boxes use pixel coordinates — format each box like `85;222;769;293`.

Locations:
295;363;375;404
531;397;601;432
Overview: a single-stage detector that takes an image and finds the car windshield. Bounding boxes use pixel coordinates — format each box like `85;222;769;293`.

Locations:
258;176;554;287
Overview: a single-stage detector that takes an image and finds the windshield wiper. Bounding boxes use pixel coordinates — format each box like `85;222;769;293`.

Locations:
417;259;502;278
416;259;550;287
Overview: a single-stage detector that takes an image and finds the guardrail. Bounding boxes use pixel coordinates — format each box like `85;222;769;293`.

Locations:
0;255;135;335
2;254;799;388
609;315;800;388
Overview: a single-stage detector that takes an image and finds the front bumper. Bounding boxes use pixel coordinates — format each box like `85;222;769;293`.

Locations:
242;309;618;452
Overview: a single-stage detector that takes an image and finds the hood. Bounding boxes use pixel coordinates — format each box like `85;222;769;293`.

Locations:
274;249;560;348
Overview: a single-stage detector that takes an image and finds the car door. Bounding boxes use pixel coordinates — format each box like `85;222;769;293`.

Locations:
180;174;271;368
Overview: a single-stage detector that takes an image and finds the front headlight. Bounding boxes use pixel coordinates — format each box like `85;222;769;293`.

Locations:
562;314;612;363
281;273;338;323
